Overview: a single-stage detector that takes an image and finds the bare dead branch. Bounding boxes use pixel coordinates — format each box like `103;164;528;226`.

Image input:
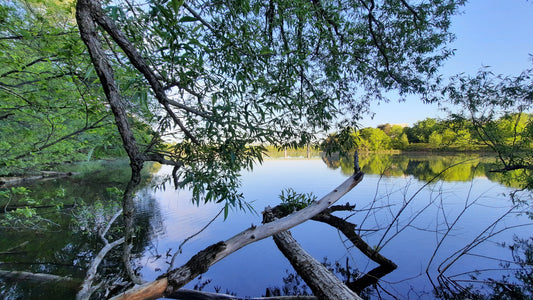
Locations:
264;209;363;300
110;170;364;299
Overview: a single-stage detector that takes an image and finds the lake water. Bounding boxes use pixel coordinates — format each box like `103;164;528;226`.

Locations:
0;154;531;299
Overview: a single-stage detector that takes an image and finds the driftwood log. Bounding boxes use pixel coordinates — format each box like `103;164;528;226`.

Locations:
0;171;77;187
110;171;364;299
311;212;397;293
264;203;397;298
264;209;363;300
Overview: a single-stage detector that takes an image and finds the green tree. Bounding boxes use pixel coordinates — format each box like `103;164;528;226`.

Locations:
435;68;533;188
394;133;410;149
384;124;409;149
75;0;466;207
407;117;439;143
358;127;392;151
321;127;358;155
428;131;443;146
0;0;140;175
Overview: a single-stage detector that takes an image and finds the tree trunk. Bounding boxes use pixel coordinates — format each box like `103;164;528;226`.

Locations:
265;209;363;300
311;212;397;293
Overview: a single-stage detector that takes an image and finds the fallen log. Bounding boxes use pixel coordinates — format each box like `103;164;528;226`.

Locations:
110;171;364;299
0;269;81;290
264;209;363;300
166;288;318;300
0;241;29;255
0;171;77;187
311;212;397;293
267;198;397;293
1;204;76;213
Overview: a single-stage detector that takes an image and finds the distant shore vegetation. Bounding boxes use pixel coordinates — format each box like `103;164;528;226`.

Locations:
320;113;532;154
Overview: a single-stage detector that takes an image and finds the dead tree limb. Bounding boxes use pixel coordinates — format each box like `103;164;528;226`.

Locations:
76;209;125;300
0;269;80;290
110;170;364;299
266;191;397;293
264;209;363;300
311;213;397;293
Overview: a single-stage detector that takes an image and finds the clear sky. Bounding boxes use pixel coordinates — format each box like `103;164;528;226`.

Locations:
359;0;533;128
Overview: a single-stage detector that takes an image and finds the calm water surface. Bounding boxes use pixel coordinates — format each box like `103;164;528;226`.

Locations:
0;154;531;299
137;156;532;298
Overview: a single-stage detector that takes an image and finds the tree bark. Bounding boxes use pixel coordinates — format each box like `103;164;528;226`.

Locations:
311;212;397;293
264;209;362;300
76;0;144;180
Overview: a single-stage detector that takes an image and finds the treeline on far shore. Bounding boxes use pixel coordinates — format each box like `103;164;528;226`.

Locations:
320;113;532;154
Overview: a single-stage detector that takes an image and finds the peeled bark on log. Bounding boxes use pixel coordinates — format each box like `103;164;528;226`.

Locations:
264;209;362;300
110;172;363;300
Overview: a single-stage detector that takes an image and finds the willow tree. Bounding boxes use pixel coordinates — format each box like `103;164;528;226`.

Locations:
76;0;464;207
75;0;465;297
0;0;140;175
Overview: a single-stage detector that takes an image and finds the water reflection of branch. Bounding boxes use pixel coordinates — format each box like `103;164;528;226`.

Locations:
431;201;533;295
357;173;385;235
122;180;144;286
376;160;474;250
438;216;532;275
77;208;124;300
168;207;224;271
426;179;484;279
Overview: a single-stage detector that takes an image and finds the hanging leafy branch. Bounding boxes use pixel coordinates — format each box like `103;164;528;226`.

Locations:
0;1;139;175
76;0;465;207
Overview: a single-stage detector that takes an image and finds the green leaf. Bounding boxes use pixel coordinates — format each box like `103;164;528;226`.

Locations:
178;16;197;23
170;0;185;13
223;203;229;220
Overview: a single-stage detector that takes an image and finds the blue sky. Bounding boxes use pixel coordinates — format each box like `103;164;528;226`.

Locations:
360;0;533;128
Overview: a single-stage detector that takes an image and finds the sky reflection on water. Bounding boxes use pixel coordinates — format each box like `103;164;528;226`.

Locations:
135;157;532;299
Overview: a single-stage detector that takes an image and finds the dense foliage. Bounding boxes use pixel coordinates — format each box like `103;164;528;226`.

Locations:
322;113;532;153
73;0;466;208
0;0;155;175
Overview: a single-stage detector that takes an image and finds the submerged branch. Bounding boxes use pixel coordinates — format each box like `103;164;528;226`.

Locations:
264;209;363;300
311;212;397;293
77;208;124;300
